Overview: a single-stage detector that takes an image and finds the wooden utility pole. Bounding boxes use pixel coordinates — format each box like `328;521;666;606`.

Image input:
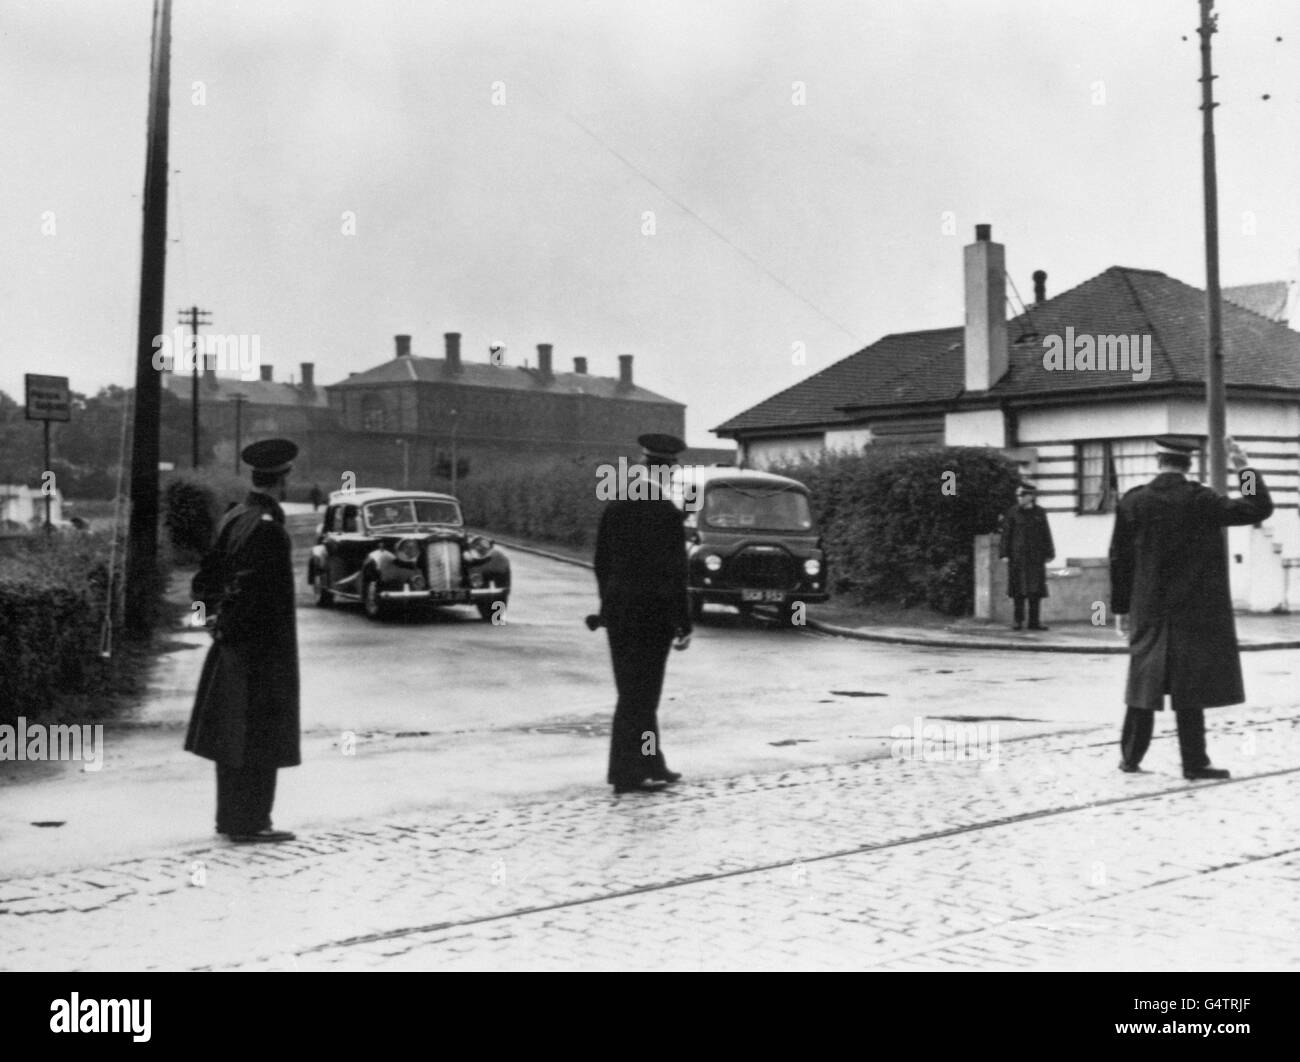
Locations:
231;393;247;473
125;0;173;635
1198;0;1227;493
179;305;212;468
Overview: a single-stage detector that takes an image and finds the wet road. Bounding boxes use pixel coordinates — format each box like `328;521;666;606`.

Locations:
3;545;1298;877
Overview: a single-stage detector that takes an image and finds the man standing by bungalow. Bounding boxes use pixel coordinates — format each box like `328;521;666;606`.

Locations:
1109;434;1272;780
1000;482;1055;631
593;433;692;794
186;438;301;842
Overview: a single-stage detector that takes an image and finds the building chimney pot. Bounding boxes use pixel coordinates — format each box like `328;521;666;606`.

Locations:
1032;270;1047;304
963;224;1008;392
618;354;633;389
444;332;462;375
300;362;315;388
260;365;273;382
573;357;587;375
395;334;412;358
537;343;553;381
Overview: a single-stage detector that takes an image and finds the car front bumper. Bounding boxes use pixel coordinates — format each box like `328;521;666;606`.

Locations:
378;585;507;604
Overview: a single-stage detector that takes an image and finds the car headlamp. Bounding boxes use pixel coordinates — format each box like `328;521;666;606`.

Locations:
395;538;421;563
803;558;821;576
704;554;722;572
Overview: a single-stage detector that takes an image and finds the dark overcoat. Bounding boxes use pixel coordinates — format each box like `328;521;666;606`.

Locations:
593;497;692;637
999;503;1055;598
1109;469;1273;711
185;492;301;768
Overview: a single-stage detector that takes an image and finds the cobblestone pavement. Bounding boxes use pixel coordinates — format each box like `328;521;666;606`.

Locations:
3;706;1298;971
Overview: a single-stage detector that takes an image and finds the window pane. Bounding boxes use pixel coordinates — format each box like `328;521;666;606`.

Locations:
1078;442;1105;511
1112;439;1156;494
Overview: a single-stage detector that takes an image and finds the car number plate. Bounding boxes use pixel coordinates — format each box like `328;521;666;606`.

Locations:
428;590;463;602
741;590;785;602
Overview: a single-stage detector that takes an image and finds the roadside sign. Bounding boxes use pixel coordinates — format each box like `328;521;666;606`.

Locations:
25;374;71;421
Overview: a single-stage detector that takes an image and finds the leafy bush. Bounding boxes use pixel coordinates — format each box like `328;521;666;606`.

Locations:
163;468;247;560
768;447;1021;615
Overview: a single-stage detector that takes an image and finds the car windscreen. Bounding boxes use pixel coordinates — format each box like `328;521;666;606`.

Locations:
701;484;813;531
365;499;462;528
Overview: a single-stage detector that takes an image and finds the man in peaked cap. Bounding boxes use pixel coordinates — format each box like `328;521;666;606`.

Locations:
593;432;692;793
999;481;1055;631
186;438;302;842
1109;434;1272;781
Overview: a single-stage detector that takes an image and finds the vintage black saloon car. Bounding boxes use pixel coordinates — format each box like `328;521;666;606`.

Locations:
308;488;510;621
673;468;827;625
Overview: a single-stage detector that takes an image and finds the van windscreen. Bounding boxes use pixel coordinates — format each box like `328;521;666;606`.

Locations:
701;485;813;531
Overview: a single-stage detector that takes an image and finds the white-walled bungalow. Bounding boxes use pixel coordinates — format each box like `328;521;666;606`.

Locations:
714;225;1300;611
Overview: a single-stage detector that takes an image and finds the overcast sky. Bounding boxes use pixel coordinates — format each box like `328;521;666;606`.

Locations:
4;0;1299;444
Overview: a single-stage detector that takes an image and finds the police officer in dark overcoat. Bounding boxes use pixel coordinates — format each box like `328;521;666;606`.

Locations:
185;438;302;841
1109;435;1272;780
999;482;1055;630
593;433;692;794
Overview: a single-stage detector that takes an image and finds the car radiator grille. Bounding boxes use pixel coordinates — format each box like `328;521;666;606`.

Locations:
728;548;797;590
425;541;462;591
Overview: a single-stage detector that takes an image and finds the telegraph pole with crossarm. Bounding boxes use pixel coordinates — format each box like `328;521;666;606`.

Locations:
178;305;211;468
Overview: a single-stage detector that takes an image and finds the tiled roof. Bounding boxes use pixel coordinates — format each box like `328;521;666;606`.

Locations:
162;373;329;407
711;327;963;434
714;267;1300;435
326;357;681;406
1224;280;1290;322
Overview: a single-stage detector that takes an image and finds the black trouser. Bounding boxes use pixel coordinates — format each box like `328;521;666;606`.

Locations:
215;763;278;835
1120;706;1209;772
1012;596;1041;625
606;624;673;785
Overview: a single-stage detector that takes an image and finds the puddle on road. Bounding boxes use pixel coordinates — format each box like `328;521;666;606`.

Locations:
931;714;1046;723
769;738;816;747
829;690;888;697
524;717;611;738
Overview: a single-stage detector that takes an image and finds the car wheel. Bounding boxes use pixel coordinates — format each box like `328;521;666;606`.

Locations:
310;563;334;608
362;573;386;620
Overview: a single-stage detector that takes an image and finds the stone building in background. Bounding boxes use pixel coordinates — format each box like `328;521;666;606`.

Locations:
163;333;721;492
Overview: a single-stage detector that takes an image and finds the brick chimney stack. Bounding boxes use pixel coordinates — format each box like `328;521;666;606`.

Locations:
537;343;553;382
395;334;412;358
963;224;1008;392
1033;270;1047;305
617;354;633;390
300;362;314;389
260;365;273;382
573;357;587;375
444;332;462;375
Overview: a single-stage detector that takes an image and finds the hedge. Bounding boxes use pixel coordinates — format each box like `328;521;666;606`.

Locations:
0;530;127;723
768;447;1021;615
440;458;606;549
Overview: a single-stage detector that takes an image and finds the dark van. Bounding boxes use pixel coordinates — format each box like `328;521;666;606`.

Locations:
673;468;828;624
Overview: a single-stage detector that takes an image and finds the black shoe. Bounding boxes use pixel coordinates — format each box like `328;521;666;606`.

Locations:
649;769;682;784
228;828;296;843
1119;760;1141;773
1028;624;1049;631
613;780;668;795
1011;623;1023;631
1184;766;1230;781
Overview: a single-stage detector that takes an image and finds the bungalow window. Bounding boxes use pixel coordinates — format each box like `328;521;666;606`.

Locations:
1076;438;1203;512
